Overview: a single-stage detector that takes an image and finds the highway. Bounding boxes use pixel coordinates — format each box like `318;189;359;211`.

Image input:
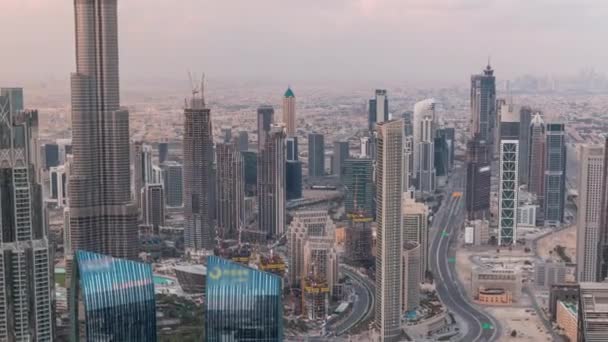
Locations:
332;266;375;336
429;166;500;342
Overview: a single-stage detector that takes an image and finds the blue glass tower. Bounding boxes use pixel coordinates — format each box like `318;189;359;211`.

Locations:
70;250;157;342
206;256;283;341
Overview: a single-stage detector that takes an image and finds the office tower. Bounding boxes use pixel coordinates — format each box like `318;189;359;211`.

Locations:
50;164;69;207
470;63;497;145
141;183;165;233
442;127;455;170
70;250;157;342
221;127;232;143
402;241;421;312
332;140;349;177
360;136;372;158
258;124;286;239
257;105;274;151
544;123;567;226
528;113;546;204
242;150;257;195
308;133;325;177
413;99;437;195
599;136;608;281
434;130;450;179
368;89;389;131
205;256;283;342
286;161;303;200
161;161;183;207
43;143;59;169
0;94;53;341
238;131;249;152
576;145;604;282
343;158;374;217
183;85;215;251
578;282;608;342
518;106;533;185
465;135;491;220
216;141;244;240
286;137;298;161
158;142;168;164
288;211;337;291
68;0;138;261
283;87;296;136
403;196;429;281
132;141;145;209
403;136;414;192
375;120;404;342
345;214;373;265
498;104;520;246
402;111;414;136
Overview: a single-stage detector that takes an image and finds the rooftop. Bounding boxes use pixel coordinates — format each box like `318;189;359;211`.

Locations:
284;87;295;98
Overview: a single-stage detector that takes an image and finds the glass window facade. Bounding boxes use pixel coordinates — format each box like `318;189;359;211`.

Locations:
70;250;157;342
205;256;283;341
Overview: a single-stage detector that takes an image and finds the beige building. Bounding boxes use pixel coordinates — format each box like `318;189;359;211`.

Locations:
402;241;421;312
555;301;577;342
579;282;608;341
471;267;522;302
403;196;429;281
282;87;296;136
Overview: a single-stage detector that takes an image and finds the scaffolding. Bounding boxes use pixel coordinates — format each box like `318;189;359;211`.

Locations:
259;254;286;277
302;276;329;321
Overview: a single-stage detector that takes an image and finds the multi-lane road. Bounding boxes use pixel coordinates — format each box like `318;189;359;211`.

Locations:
429;166;500;341
332;267;374;336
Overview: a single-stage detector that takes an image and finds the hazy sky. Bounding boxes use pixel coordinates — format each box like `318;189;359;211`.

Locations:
2;0;608;85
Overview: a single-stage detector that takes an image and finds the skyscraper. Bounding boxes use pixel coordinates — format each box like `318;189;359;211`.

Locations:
332;140;349;177
413;99;437;195
158;142;168;164
518;106;533;185
402;241;421;313
544;123;567;226
465;135;491;220
403;196;429;281
528;113;546;208
368;89;389;132
0;92;53;341
183;85;215;251
343;158;374;217
286;137;302;200
470;63;497;145
403;136;414;192
237;130;249;152
69;0;138;260
283;87;296;136
161;161;183;207
141;183;165;233
578;282;608;341
258;123;286;239
498;103;520;246
576;145;604;282
257;105;274;151
308;133;325;178
375;120;404;342
216;141;244;240
598;136;608;281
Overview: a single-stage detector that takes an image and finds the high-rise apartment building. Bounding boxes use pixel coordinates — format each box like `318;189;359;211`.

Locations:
518;106;533;185
403;196;429;281
332;140;350;177
498;103;520;246
465;135;491;220
69;0;138;260
258;123;286;239
283;87;296;136
544;123;567;226
375;120;404;342
577;145;604;282
0;92;53;341
402;241;421;313
403;136;414;192
413;99;437;195
470;63;497;145
162;161;183;207
308;133;325;178
599;136;608;281
183;86;215;251
368;89;389;131
343;158;374;217
528;113;546;204
141;183;165;233
216;141;244;240
578;282;608;342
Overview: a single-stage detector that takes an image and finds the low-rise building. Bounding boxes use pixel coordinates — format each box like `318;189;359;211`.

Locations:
556;300;577;342
471;267;522;302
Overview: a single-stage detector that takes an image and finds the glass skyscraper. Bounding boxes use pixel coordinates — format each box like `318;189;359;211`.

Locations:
206;256;283;341
544;123;567;226
70;250;157;342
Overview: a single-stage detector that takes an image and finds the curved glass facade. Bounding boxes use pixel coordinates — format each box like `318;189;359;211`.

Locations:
70;250;157;342
206;256;283;341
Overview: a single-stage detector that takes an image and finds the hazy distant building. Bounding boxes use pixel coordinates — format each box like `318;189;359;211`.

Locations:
257;105;274;151
403;196;429;281
237;131;249;152
141;183;165;233
132;141;153;210
403;136;414;192
599;136;608;281
0;92;53;341
413;99;437;195
216;141;244;240
402;241;421;312
578;282;608;341
498;103;520;246
183;88;215;251
161;161;183;207
158;142;168;164
332;141;350;177
50;164;69;207
518;107;533;185
68;0;138;261
470;63;497;145
577;145;604;282
374;120;404;342
343;158;374;217
258;124;286;239
308;133;325;178
528;113;546;207
283;87;296;136
544;123;567;226
43;143;59;169
221;127;232;143
368;89;389;132
286;161;303;200
465;135;491;220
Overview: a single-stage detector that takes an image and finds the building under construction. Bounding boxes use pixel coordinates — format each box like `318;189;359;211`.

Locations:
214;242;252;266
344;213;373;266
302;276;330;321
259;254;286;277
